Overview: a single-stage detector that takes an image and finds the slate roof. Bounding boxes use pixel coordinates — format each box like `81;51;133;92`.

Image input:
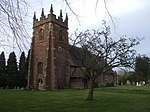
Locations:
69;46;83;67
69;45;115;74
69;45;105;68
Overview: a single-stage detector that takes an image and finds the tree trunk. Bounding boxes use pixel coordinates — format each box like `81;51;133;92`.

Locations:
87;78;94;100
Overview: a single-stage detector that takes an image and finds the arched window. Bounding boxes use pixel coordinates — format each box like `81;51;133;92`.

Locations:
39;29;44;40
37;62;43;84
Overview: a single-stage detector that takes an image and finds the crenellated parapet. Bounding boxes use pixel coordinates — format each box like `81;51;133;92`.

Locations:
33;4;68;28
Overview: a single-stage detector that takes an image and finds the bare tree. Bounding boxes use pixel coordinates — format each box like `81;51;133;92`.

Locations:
0;0;30;50
63;0;115;26
69;21;141;100
0;0;113;51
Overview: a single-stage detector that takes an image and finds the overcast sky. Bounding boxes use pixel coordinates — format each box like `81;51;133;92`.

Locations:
7;0;147;59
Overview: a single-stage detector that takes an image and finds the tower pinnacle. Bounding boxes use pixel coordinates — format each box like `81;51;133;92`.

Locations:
50;4;53;14
65;13;68;22
33;12;36;20
60;10;63;18
58;10;63;21
41;8;44;17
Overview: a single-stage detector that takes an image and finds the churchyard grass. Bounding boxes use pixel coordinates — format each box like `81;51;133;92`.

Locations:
0;86;150;112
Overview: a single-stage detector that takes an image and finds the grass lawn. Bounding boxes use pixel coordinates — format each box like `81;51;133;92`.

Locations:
0;86;150;112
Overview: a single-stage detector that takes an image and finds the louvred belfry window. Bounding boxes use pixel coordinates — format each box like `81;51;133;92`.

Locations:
39;29;44;40
59;30;62;41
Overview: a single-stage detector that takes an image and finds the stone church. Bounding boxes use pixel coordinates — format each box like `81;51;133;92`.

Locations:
28;5;117;90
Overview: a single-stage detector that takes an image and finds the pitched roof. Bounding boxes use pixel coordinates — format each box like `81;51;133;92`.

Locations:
69;45;115;74
69;46;83;67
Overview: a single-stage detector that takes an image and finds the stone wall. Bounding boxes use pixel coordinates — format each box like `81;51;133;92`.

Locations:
28;5;68;90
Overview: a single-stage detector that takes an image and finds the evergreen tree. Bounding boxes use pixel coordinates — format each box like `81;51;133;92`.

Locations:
0;52;6;89
7;52;18;89
25;50;30;88
18;52;26;88
135;56;150;82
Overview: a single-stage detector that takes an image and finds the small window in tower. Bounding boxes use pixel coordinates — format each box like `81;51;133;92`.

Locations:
59;30;62;41
39;29;44;40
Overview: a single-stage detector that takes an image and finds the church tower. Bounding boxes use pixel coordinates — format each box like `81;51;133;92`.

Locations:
28;5;69;89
